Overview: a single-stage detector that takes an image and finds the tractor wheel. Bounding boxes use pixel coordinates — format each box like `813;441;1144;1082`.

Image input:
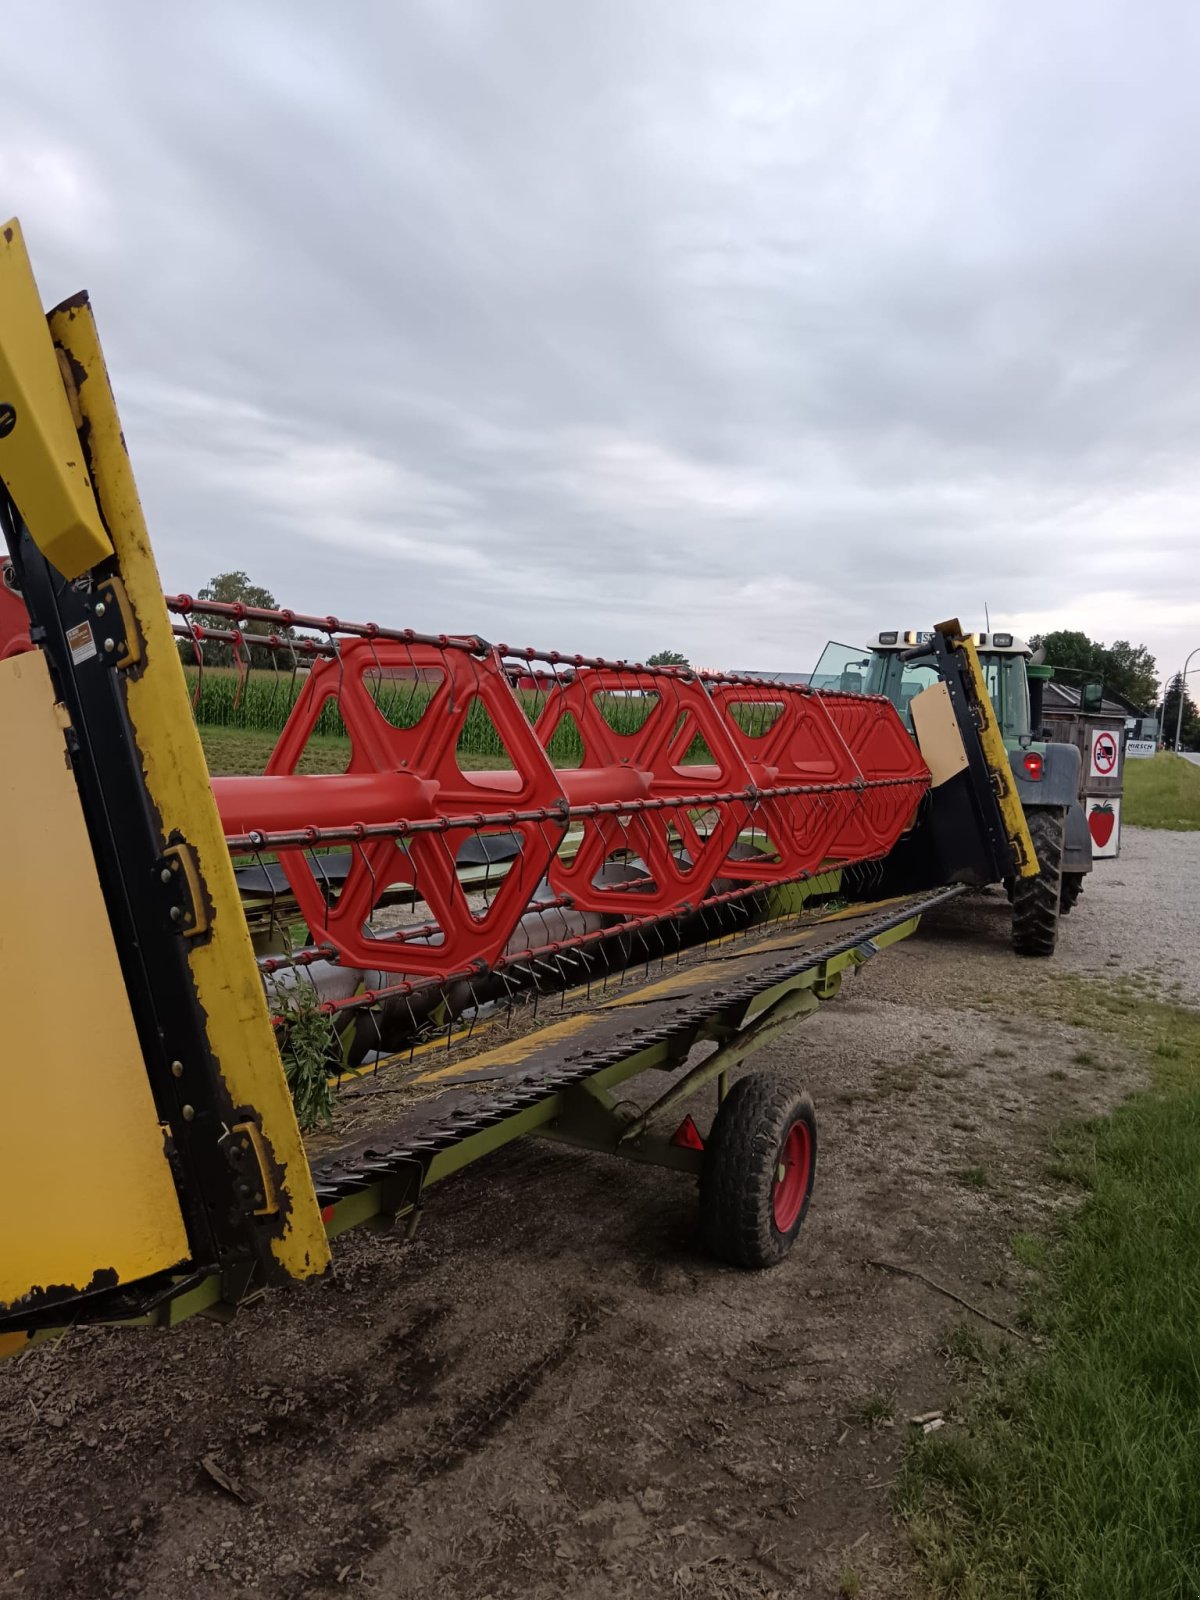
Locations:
1060;873;1084;916
699;1073;817;1268
1011;808;1065;957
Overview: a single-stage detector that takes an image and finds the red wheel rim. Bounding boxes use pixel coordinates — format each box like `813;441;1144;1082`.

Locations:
772;1120;812;1233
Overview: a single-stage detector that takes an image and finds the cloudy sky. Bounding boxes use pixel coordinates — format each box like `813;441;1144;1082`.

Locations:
5;1;1199;686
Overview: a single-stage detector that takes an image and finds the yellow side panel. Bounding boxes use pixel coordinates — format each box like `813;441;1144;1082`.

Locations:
0;651;189;1307
0;221;112;579
47;296;330;1282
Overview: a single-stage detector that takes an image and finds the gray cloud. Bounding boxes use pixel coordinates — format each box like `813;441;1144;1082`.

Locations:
5;0;1199;687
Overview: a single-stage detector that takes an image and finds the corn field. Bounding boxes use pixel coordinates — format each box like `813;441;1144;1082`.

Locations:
183;667;685;766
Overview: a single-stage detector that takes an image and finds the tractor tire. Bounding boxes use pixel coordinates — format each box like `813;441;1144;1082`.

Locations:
1011;808;1065;958
1060;873;1084;916
699;1073;817;1268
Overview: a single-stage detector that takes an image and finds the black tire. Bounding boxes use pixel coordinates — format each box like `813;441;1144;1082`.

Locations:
1060;873;1084;916
1011;808;1065;957
699;1073;817;1268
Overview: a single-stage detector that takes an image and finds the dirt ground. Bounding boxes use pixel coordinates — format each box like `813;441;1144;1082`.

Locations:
1;829;1192;1600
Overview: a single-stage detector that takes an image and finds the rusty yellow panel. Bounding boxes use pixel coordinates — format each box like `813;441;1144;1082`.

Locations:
0;651;190;1309
46;295;330;1283
0;221;112;578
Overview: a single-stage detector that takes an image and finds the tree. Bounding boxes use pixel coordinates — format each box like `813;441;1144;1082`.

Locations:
1101;640;1159;711
647;649;689;668
180;570;286;667
1030;630;1159;711
1162;672;1200;750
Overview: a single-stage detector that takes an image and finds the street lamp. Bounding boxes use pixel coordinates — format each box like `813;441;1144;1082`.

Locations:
1174;646;1200;752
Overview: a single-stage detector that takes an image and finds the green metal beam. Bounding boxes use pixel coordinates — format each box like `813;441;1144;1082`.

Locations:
617;983;822;1146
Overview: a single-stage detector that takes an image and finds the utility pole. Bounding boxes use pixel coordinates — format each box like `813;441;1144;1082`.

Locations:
1173;646;1200;751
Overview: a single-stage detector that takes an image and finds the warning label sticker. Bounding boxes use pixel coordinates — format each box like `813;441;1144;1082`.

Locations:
66;620;98;666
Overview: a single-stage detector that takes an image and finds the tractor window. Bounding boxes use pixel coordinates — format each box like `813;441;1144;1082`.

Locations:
977;655;1031;741
811;641;871;692
862;654;940;729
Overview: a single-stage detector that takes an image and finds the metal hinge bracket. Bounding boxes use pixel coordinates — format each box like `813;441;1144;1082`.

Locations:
220;1119;280;1218
90;575;143;670
158;838;211;939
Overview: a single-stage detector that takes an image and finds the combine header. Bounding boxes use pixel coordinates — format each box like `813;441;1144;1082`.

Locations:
0;221;1033;1353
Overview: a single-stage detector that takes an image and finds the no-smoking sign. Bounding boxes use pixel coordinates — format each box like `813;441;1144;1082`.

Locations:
1090;728;1120;778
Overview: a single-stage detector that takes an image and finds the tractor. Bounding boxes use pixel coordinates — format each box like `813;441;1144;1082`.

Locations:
813;629;1092;956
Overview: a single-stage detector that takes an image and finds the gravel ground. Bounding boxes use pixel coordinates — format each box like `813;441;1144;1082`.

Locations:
1051;826;1199;1000
0;827;1195;1600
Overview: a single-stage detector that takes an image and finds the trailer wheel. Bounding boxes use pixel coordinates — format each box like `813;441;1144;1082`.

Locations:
1011;808;1064;957
700;1073;817;1268
1060;873;1084;915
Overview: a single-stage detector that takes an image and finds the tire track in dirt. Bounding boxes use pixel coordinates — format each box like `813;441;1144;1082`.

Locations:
279;1298;606;1598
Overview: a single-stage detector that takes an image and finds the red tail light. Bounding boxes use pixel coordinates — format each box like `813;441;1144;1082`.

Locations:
1022;752;1044;780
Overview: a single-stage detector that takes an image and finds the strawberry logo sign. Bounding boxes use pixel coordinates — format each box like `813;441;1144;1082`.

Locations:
1086;797;1121;858
1088;802;1115;848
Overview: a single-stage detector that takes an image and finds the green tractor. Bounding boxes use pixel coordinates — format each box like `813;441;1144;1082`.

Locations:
813;629;1092;956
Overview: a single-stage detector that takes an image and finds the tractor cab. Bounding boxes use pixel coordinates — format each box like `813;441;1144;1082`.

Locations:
811;629;1092;948
812;631;1037;747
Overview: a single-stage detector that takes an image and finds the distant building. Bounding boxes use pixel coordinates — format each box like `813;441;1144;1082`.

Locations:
1043;680;1158;740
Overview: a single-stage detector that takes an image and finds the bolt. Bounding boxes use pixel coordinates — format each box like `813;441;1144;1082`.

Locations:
103;637;115;654
170;1060;184;1078
181;1105;195;1122
160;868;173;884
169;905;182;922
94;601;106;618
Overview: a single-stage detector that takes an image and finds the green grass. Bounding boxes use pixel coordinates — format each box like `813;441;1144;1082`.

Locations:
198;724;497;776
1011;1232;1046;1269
1123;752;1200;830
900;991;1200;1599
200;725;349;775
852;1390;897;1426
953;1165;991;1190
